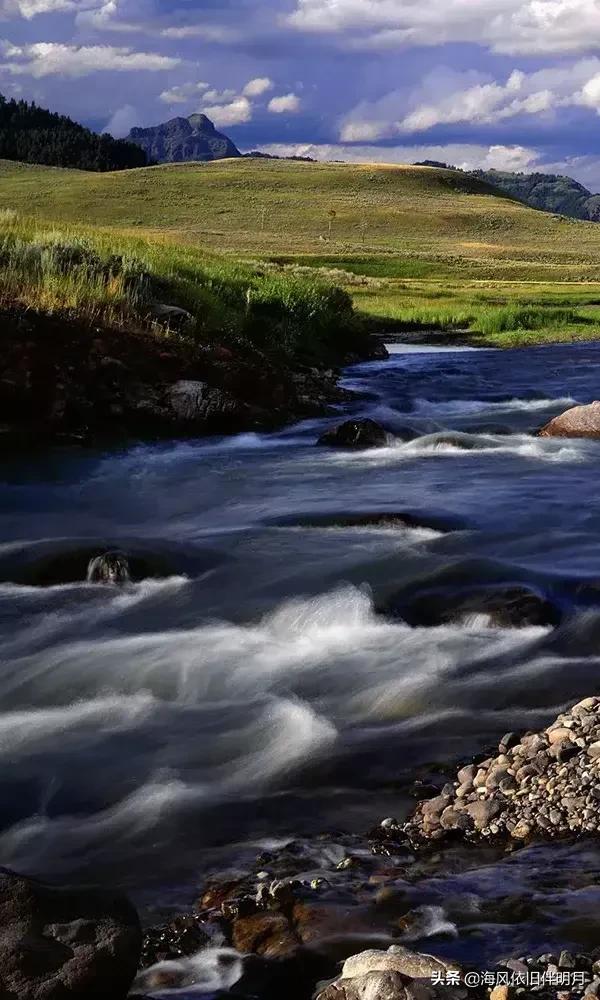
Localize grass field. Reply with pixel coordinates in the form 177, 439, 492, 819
3, 157, 600, 345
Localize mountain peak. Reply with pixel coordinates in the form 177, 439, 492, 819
187, 113, 216, 132
127, 113, 240, 164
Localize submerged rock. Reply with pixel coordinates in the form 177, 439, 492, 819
0, 538, 226, 587
318, 418, 393, 449
387, 583, 561, 629
0, 867, 141, 1000
538, 401, 600, 439
404, 696, 600, 846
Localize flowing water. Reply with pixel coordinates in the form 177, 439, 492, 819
3, 340, 600, 982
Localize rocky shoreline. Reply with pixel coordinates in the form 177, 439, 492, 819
6, 695, 600, 999
0, 305, 386, 451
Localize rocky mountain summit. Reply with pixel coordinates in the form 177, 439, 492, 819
127, 113, 240, 164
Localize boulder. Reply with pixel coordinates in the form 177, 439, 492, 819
343, 947, 457, 982
0, 867, 142, 1000
149, 303, 194, 333
317, 969, 408, 1000
538, 401, 600, 439
316, 947, 462, 1000
318, 419, 392, 449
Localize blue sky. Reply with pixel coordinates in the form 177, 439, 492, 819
3, 0, 600, 186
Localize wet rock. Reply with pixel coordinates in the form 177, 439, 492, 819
317, 418, 393, 449
387, 583, 560, 629
0, 867, 141, 1000
404, 696, 600, 846
538, 401, 600, 439
231, 912, 299, 959
87, 550, 131, 584
268, 509, 464, 533
292, 901, 375, 947
140, 913, 209, 968
0, 538, 225, 588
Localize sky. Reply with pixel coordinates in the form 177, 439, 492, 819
3, 0, 600, 187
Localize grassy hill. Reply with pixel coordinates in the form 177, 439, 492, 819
3, 157, 600, 344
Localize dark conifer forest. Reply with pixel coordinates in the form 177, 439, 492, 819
0, 94, 148, 171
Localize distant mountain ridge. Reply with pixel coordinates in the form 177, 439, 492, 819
127, 114, 241, 164
470, 169, 600, 222
414, 160, 600, 222
0, 93, 147, 171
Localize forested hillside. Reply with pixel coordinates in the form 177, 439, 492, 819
0, 95, 147, 171
472, 169, 600, 221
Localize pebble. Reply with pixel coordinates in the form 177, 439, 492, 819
403, 696, 600, 845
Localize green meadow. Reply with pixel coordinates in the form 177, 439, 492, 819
3, 156, 600, 345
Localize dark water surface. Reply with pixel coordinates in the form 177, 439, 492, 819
3, 341, 600, 980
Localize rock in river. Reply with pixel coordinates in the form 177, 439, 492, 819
0, 867, 142, 1000
87, 550, 131, 584
538, 401, 600, 439
318, 419, 393, 449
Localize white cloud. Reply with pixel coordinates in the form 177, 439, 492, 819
0, 0, 96, 18
254, 141, 541, 173
268, 93, 301, 113
159, 81, 209, 105
103, 103, 138, 137
160, 24, 240, 42
204, 96, 252, 127
287, 0, 600, 57
340, 59, 600, 139
243, 77, 273, 98
0, 40, 179, 76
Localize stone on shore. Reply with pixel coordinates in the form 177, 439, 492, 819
538, 401, 600, 439
318, 419, 393, 449
0, 867, 142, 1000
404, 696, 600, 845
316, 946, 463, 1000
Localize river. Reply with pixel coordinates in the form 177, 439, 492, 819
2, 340, 600, 980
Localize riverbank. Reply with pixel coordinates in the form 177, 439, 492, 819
0, 303, 384, 449
0, 218, 385, 448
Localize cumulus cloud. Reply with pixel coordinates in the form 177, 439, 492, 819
268, 93, 301, 113
255, 141, 541, 173
0, 40, 179, 76
103, 102, 138, 136
340, 59, 600, 139
243, 77, 273, 98
159, 81, 209, 105
158, 76, 292, 128
204, 96, 252, 127
287, 0, 600, 57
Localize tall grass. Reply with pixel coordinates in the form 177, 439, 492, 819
475, 305, 581, 336
0, 214, 360, 363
